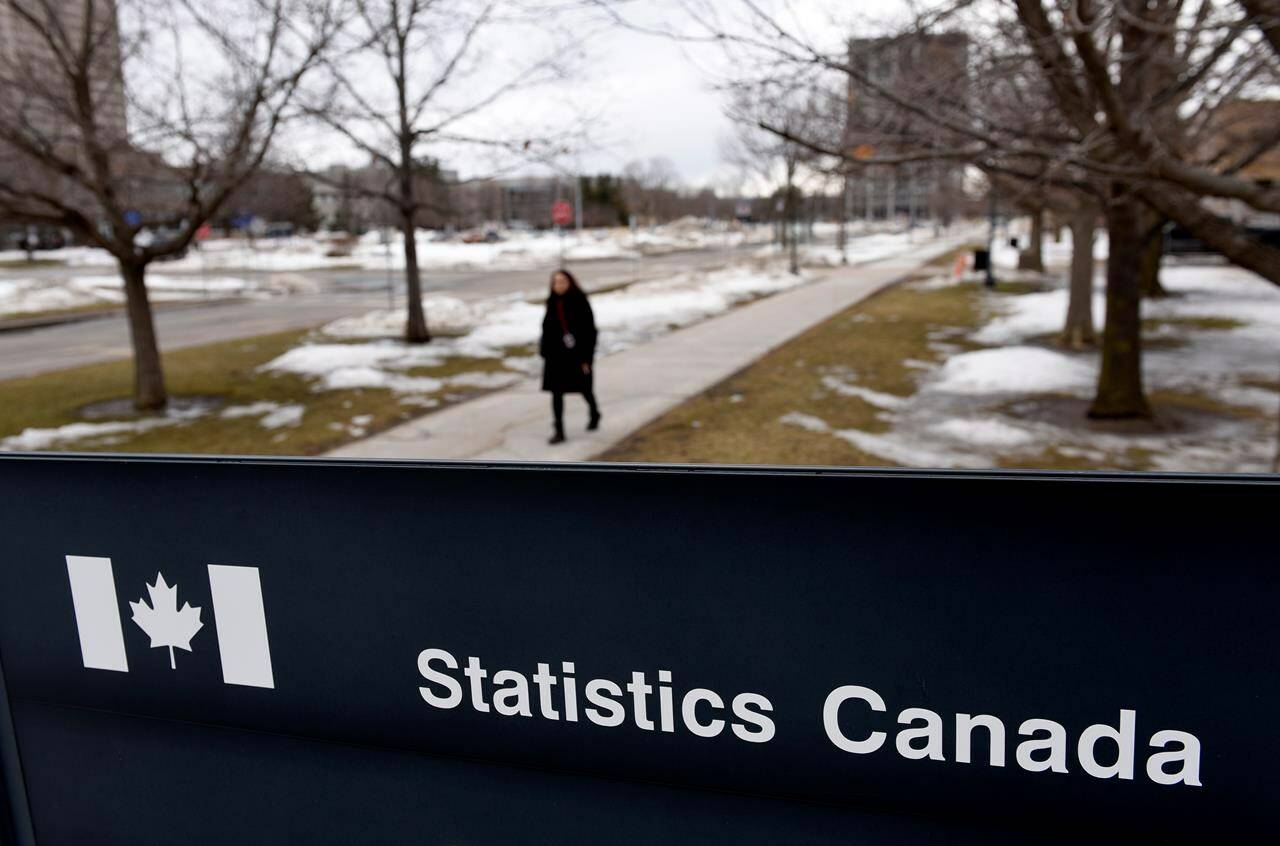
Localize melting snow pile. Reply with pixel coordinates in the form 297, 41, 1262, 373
4, 221, 774, 275
0, 274, 315, 317
780, 263, 1280, 473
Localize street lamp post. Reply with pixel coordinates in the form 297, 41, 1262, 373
574, 172, 583, 234
985, 182, 997, 289
839, 174, 849, 266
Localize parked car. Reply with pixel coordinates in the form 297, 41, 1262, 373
4, 225, 68, 252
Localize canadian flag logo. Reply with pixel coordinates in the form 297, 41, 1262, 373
129, 573, 204, 670
65, 555, 275, 689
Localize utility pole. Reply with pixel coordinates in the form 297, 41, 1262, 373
887, 169, 896, 224
574, 173, 583, 234
839, 174, 850, 265
908, 168, 918, 236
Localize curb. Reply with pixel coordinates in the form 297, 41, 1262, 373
0, 298, 249, 335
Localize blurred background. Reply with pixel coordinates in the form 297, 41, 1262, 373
0, 0, 1276, 473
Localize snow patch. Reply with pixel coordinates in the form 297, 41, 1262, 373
820, 376, 906, 409
928, 418, 1039, 447
260, 405, 305, 429
931, 347, 1095, 396
778, 412, 831, 433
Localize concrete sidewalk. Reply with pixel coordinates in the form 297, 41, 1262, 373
330, 235, 970, 462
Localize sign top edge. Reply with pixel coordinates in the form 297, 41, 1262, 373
0, 450, 1274, 486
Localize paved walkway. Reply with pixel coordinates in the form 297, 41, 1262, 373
330, 235, 971, 462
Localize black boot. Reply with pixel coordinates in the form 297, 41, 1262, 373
550, 393, 566, 443
585, 393, 602, 431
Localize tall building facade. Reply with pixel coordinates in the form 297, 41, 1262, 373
0, 0, 128, 146
845, 33, 971, 223
0, 0, 129, 235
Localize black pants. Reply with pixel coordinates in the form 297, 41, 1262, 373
552, 391, 599, 432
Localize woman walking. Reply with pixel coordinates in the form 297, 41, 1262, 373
540, 269, 601, 444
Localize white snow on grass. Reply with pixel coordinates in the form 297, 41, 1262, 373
262, 342, 450, 393
10, 221, 775, 275
218, 400, 304, 429
779, 411, 988, 468
927, 418, 1039, 447
0, 273, 314, 317
0, 401, 212, 450
0, 419, 178, 451
221, 401, 285, 419
778, 411, 830, 433
973, 289, 1104, 345
964, 263, 1280, 410
778, 259, 1279, 473
931, 347, 1096, 395
260, 404, 305, 429
820, 376, 906, 409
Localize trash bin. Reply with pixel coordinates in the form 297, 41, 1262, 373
973, 249, 991, 272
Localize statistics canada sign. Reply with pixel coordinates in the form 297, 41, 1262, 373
415, 649, 1202, 787
0, 456, 1275, 845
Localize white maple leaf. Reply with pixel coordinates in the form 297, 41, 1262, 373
130, 572, 203, 669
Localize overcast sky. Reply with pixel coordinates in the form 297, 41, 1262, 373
291, 0, 912, 192
535, 0, 911, 188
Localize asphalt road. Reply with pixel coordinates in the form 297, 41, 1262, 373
0, 244, 761, 381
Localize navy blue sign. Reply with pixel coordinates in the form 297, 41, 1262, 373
0, 455, 1275, 844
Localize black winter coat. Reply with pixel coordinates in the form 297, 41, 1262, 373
540, 290, 598, 394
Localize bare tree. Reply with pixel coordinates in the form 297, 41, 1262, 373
642, 0, 1280, 419
0, 0, 339, 409
622, 156, 682, 223
300, 0, 582, 343
723, 80, 832, 274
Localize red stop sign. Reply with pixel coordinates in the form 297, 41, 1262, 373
551, 201, 573, 226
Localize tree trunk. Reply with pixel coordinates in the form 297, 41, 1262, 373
1139, 216, 1169, 298
400, 209, 430, 343
1018, 207, 1045, 272
1089, 193, 1151, 419
120, 260, 167, 411
1061, 208, 1096, 349
1139, 183, 1280, 287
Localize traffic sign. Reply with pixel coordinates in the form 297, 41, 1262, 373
552, 200, 573, 227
